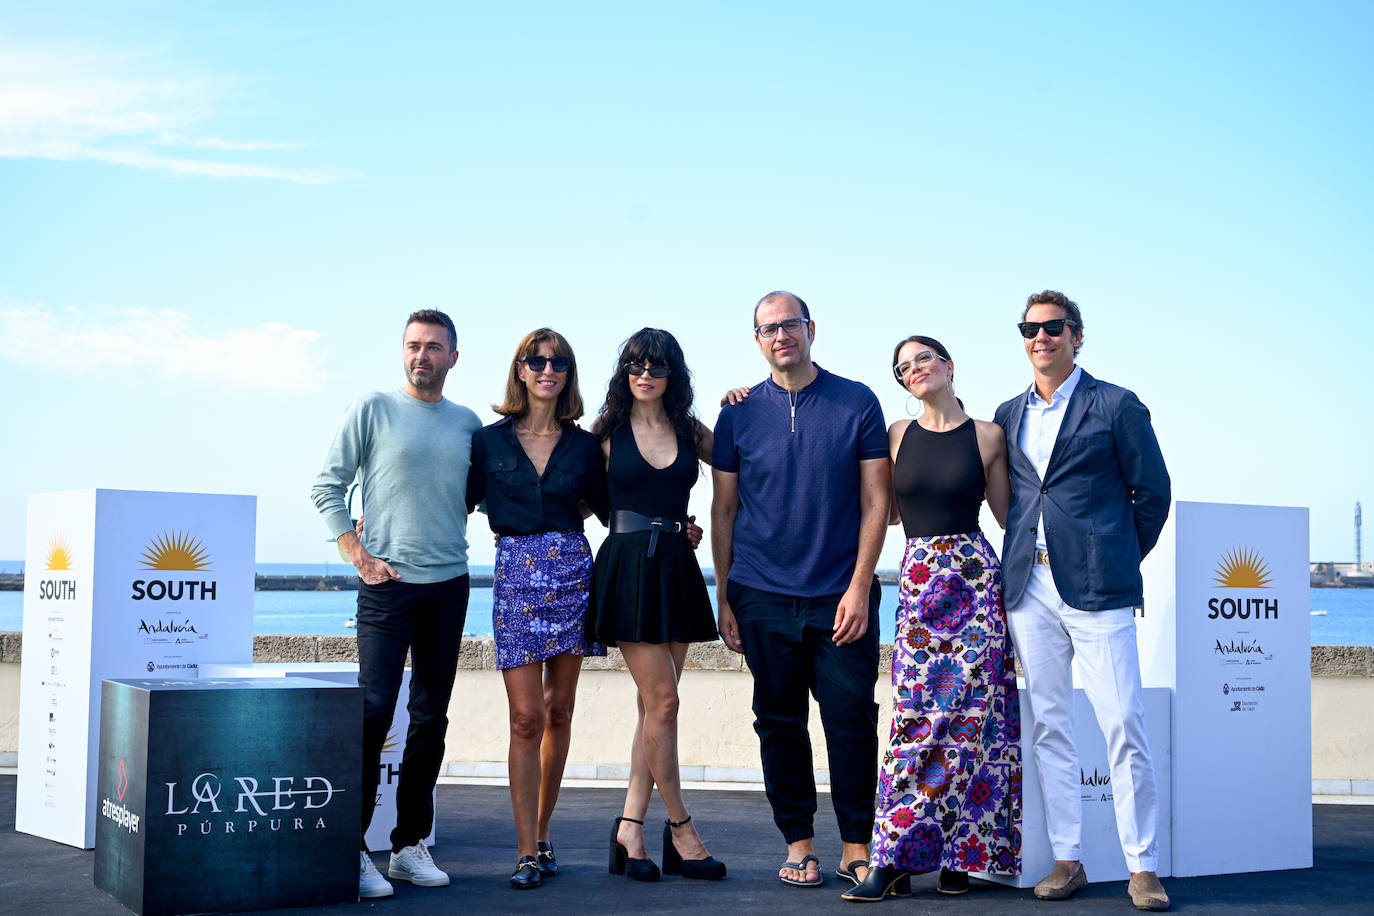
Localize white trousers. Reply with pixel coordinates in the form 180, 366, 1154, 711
1006, 563, 1159, 872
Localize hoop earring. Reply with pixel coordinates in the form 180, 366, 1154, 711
905, 394, 920, 417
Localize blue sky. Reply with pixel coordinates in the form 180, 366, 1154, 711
2, 1, 1371, 569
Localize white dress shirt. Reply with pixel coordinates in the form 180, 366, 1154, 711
1017, 364, 1083, 551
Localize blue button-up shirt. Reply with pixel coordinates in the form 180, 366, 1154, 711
1017, 365, 1083, 551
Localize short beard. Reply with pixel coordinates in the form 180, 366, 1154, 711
408, 366, 444, 391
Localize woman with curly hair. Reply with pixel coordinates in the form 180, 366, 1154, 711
587, 328, 726, 883
843, 335, 1022, 901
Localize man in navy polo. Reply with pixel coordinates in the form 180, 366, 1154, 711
711, 290, 890, 889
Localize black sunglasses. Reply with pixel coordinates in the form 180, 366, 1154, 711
625, 363, 671, 378
1017, 319, 1078, 339
520, 355, 572, 373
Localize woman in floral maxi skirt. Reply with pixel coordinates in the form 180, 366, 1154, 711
845, 335, 1022, 901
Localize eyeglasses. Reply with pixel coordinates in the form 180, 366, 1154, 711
519, 355, 572, 373
892, 350, 945, 382
625, 363, 671, 379
754, 317, 810, 338
1017, 319, 1078, 339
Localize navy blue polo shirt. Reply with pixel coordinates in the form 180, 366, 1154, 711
712, 366, 888, 597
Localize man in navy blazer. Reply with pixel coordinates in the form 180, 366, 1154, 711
995, 290, 1171, 911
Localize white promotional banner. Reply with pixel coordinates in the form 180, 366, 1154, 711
1144, 500, 1312, 877
198, 662, 437, 851
979, 685, 1172, 888
17, 489, 255, 848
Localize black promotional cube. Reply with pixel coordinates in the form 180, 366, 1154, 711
95, 677, 361, 916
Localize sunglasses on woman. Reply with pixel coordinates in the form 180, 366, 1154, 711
1017, 319, 1078, 339
624, 363, 671, 379
520, 355, 572, 373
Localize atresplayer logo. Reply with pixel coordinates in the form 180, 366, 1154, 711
101, 758, 140, 834
38, 536, 78, 601
1208, 547, 1278, 620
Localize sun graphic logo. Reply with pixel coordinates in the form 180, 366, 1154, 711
44, 537, 74, 571
140, 532, 212, 571
1213, 547, 1272, 589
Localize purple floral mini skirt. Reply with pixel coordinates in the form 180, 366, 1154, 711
493, 530, 605, 670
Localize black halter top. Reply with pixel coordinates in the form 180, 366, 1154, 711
893, 419, 986, 539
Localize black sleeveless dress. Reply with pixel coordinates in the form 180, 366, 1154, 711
587, 425, 718, 646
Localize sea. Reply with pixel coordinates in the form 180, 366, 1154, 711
1, 560, 1371, 646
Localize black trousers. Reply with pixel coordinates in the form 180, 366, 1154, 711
728, 578, 881, 845
355, 574, 469, 851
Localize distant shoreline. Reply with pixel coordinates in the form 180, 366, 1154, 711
0, 571, 908, 591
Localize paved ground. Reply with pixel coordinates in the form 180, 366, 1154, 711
3, 776, 1373, 914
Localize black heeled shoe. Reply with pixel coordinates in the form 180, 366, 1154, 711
937, 868, 969, 895
662, 815, 727, 880
841, 865, 913, 902
609, 816, 660, 882
536, 841, 558, 877
510, 855, 541, 889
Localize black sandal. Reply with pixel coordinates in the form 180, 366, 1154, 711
835, 859, 869, 886
610, 816, 660, 882
662, 815, 727, 880
779, 853, 823, 887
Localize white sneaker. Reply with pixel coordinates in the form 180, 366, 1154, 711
389, 842, 449, 887
360, 850, 394, 898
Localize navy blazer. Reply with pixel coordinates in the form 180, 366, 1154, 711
995, 369, 1170, 611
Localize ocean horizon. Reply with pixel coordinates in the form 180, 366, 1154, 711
1, 561, 1370, 646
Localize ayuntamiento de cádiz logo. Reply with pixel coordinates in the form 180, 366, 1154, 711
1209, 546, 1277, 619
38, 536, 77, 600
132, 531, 217, 601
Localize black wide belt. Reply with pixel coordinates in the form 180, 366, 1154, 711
610, 510, 688, 558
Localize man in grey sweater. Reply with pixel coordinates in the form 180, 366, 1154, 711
311, 309, 483, 899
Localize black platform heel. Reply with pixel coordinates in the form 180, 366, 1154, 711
841, 865, 913, 902
661, 815, 727, 880
610, 816, 661, 882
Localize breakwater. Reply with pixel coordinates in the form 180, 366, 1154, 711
0, 571, 906, 592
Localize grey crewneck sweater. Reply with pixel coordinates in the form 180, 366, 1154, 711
311, 388, 483, 583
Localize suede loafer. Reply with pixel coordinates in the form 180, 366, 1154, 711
1034, 861, 1087, 900
1128, 871, 1170, 911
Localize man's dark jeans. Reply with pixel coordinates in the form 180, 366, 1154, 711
728, 578, 881, 844
356, 574, 469, 851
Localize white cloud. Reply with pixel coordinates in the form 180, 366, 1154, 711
0, 40, 350, 183
0, 303, 324, 391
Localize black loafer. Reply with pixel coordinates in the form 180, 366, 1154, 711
510, 856, 541, 889
536, 841, 558, 877
937, 869, 970, 895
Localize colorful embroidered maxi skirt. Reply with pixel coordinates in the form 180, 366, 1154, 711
493, 530, 606, 670
869, 532, 1022, 875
